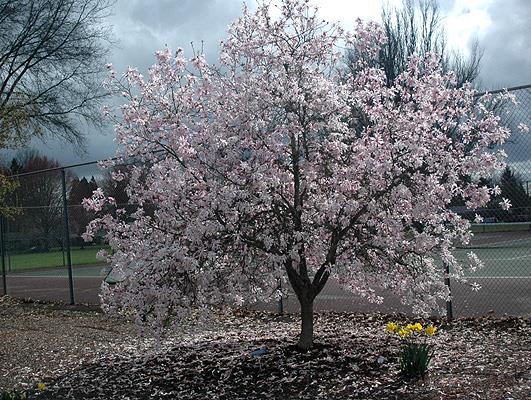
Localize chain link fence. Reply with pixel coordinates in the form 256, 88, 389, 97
1, 84, 530, 318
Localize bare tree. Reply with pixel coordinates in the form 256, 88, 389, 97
0, 0, 114, 149
348, 0, 482, 87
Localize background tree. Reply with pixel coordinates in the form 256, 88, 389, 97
347, 0, 482, 88
9, 150, 64, 251
84, 0, 511, 350
498, 166, 531, 221
0, 0, 114, 149
69, 176, 98, 247
101, 166, 129, 206
0, 172, 17, 218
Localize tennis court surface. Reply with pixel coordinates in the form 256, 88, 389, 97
1, 224, 530, 317
460, 224, 531, 278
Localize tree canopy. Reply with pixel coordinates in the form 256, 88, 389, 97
83, 0, 512, 350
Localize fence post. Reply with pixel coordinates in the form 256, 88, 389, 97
6, 218, 10, 272
0, 216, 6, 296
61, 169, 75, 305
445, 263, 453, 321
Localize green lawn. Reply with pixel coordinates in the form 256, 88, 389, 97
4, 245, 110, 271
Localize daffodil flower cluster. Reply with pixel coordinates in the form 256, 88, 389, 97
386, 321, 438, 378
386, 321, 437, 339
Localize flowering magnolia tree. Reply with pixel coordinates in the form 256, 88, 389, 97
85, 0, 512, 349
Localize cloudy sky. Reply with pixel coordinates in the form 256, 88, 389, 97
14, 0, 531, 177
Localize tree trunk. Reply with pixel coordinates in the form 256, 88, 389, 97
297, 300, 314, 350
286, 260, 330, 351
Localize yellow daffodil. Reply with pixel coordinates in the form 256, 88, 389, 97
37, 383, 46, 391
413, 322, 423, 332
386, 322, 398, 333
398, 328, 409, 338
425, 325, 437, 336
406, 324, 415, 332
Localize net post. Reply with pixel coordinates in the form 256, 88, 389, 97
61, 169, 75, 305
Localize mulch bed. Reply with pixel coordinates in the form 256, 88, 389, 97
1, 296, 529, 399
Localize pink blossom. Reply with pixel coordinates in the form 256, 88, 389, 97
518, 123, 529, 133
499, 198, 511, 210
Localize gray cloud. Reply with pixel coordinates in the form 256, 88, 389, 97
479, 0, 531, 89
474, 0, 531, 179
110, 0, 247, 71
3, 0, 529, 177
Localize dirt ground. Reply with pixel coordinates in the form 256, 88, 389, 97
1, 296, 529, 399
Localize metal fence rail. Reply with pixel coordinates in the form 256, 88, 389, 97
1, 84, 530, 318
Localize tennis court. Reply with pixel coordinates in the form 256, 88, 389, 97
7, 264, 109, 278
3, 264, 108, 304
1, 223, 530, 316
455, 223, 531, 278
